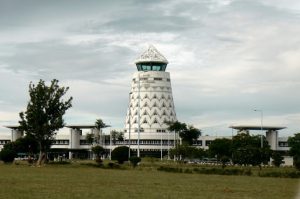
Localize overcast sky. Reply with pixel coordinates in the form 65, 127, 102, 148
0, 0, 300, 137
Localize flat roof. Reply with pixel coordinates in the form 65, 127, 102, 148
229, 125, 286, 131
4, 125, 19, 129
4, 125, 99, 129
65, 125, 96, 129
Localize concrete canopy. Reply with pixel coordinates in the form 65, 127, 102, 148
229, 125, 286, 131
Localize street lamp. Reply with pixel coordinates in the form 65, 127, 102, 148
161, 129, 163, 160
128, 92, 132, 159
137, 73, 141, 157
109, 126, 112, 160
254, 109, 263, 148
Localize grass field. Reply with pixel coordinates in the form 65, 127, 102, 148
0, 163, 299, 199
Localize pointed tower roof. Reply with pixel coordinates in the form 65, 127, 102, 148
134, 44, 168, 64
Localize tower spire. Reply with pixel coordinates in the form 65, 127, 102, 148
135, 44, 168, 64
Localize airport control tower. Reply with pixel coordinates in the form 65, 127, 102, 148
124, 45, 177, 157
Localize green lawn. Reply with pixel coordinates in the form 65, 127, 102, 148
0, 163, 298, 199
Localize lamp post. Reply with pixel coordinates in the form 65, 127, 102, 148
254, 109, 263, 148
161, 129, 163, 160
109, 126, 112, 160
137, 73, 141, 157
128, 92, 132, 159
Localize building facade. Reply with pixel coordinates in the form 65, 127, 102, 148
123, 45, 177, 156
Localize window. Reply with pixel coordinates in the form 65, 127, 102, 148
167, 78, 170, 82
0, 140, 10, 145
278, 142, 289, 147
205, 140, 212, 146
53, 140, 69, 145
153, 119, 158, 123
152, 65, 161, 71
136, 63, 167, 71
154, 78, 162, 81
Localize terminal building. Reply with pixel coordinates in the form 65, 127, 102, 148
0, 45, 293, 164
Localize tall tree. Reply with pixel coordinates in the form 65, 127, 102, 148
232, 133, 270, 166
288, 133, 300, 170
111, 130, 124, 145
209, 138, 232, 160
179, 126, 201, 145
19, 79, 72, 165
94, 119, 109, 145
166, 121, 187, 146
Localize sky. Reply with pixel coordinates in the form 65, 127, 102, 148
0, 0, 300, 137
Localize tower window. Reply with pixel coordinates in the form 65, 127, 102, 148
136, 63, 167, 71
154, 78, 162, 81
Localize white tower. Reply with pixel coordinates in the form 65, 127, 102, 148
125, 45, 177, 157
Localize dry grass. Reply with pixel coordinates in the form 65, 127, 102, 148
0, 163, 298, 199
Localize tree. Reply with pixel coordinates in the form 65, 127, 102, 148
85, 133, 94, 145
179, 126, 201, 145
94, 119, 109, 145
111, 146, 130, 164
19, 79, 72, 166
111, 130, 124, 145
209, 138, 232, 161
272, 151, 284, 167
92, 145, 105, 165
14, 135, 39, 155
170, 144, 205, 160
288, 133, 300, 170
232, 133, 271, 166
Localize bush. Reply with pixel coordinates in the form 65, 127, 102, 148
0, 149, 17, 163
258, 171, 300, 178
106, 162, 120, 169
129, 157, 141, 168
157, 166, 252, 176
294, 156, 300, 171
48, 161, 71, 165
111, 146, 130, 164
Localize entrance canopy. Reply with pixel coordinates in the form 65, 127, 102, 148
65, 125, 96, 129
229, 125, 286, 131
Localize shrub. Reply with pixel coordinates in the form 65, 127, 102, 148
258, 171, 300, 178
294, 156, 300, 171
129, 157, 141, 168
272, 151, 284, 167
158, 166, 252, 176
0, 149, 17, 163
111, 146, 130, 164
48, 161, 71, 165
107, 162, 120, 169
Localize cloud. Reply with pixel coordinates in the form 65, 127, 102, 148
0, 0, 300, 136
